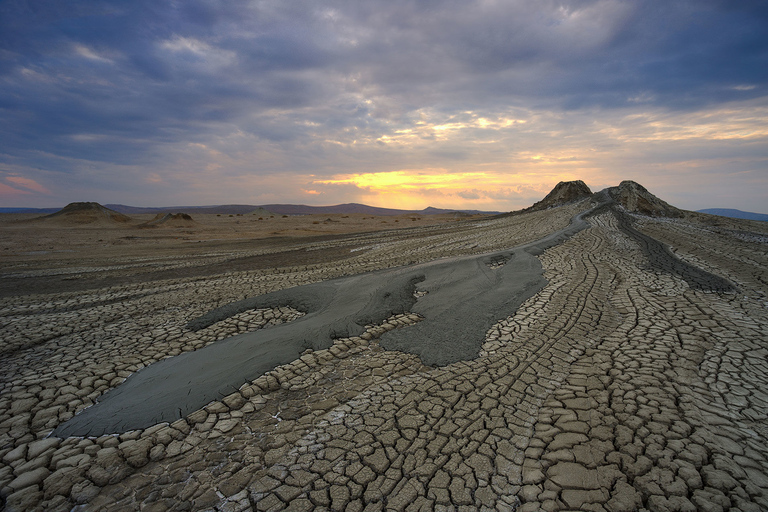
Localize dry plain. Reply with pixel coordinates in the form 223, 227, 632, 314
1, 191, 768, 512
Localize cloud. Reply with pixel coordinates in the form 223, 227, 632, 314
0, 182, 30, 198
6, 176, 51, 194
73, 44, 115, 64
0, 0, 766, 211
458, 190, 481, 200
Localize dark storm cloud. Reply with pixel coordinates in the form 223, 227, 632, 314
380, 0, 768, 109
0, 0, 766, 206
0, 0, 341, 164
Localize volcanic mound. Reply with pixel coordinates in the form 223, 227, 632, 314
35, 202, 132, 225
140, 212, 196, 228
520, 180, 593, 214
609, 180, 683, 218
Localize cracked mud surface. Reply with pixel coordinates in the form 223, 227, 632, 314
1, 202, 767, 512
53, 200, 599, 438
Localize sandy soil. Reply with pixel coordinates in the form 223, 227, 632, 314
0, 212, 481, 297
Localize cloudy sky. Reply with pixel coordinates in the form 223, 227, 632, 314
1, 0, 767, 212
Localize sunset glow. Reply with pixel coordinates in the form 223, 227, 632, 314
313, 169, 583, 210
319, 170, 505, 192
0, 1, 765, 212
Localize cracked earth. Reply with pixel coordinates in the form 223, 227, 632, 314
1, 201, 767, 512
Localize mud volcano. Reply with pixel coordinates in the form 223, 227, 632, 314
609, 180, 683, 218
518, 180, 593, 214
53, 201, 601, 436
139, 212, 196, 228
52, 181, 736, 437
34, 202, 132, 225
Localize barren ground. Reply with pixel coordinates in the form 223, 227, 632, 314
1, 204, 767, 512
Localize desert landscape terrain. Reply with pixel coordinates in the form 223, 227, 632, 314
1, 181, 768, 512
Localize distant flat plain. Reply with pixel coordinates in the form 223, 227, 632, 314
0, 211, 481, 297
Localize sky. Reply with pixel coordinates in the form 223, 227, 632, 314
1, 0, 767, 212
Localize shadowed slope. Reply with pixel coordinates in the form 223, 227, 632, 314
589, 188, 736, 293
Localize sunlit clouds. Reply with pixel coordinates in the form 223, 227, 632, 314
0, 1, 766, 212
314, 168, 578, 210
0, 174, 52, 200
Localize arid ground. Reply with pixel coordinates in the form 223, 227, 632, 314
1, 190, 768, 512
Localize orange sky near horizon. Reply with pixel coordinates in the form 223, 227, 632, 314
311, 169, 586, 210
1, 102, 766, 212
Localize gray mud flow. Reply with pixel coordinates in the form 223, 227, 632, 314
54, 205, 594, 437
588, 191, 736, 293
53, 195, 731, 437
611, 209, 735, 292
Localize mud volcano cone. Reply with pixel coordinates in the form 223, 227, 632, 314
519, 180, 594, 214
609, 180, 683, 218
36, 202, 132, 225
140, 212, 196, 228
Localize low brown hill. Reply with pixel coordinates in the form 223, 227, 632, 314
609, 180, 683, 218
520, 180, 593, 213
139, 212, 196, 228
35, 202, 132, 226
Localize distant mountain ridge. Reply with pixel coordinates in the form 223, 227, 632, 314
697, 209, 768, 222
102, 203, 499, 216
4, 196, 765, 220
0, 204, 499, 215
0, 207, 59, 214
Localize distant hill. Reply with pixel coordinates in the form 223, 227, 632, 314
0, 207, 59, 214
257, 203, 497, 216
507, 180, 696, 220
32, 202, 132, 226
105, 204, 257, 215
139, 212, 196, 228
697, 209, 768, 222
2, 203, 500, 216
99, 203, 498, 216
